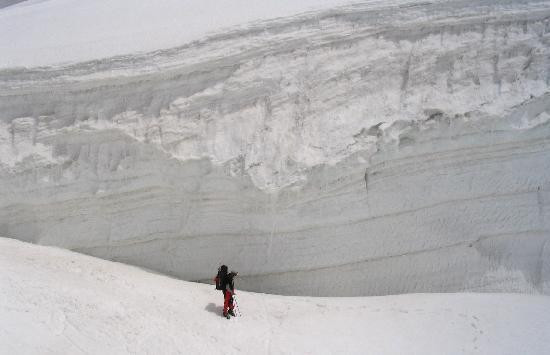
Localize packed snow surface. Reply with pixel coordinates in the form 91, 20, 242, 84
1, 0, 550, 296
0, 0, 364, 68
1, 237, 549, 355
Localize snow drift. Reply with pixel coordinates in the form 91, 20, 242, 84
1, 0, 550, 296
1, 237, 549, 354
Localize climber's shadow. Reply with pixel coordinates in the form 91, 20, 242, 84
205, 303, 224, 316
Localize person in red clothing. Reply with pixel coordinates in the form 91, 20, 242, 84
223, 271, 238, 318
214, 265, 238, 318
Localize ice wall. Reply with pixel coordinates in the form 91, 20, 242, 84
1, 0, 550, 295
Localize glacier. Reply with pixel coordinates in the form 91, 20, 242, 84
1, 0, 550, 296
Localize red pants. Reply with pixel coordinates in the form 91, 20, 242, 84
223, 290, 234, 314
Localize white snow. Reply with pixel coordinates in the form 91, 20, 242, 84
1, 237, 549, 355
0, 0, 368, 68
1, 0, 550, 296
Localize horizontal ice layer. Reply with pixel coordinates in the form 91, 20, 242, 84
1, 0, 550, 296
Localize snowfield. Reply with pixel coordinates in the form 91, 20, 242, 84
0, 0, 364, 68
2, 1, 549, 353
1, 0, 550, 296
1, 237, 549, 355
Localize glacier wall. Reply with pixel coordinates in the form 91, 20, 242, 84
1, 0, 550, 296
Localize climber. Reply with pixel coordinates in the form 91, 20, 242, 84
214, 265, 238, 318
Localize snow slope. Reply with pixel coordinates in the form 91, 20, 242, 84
1, 237, 549, 355
0, 0, 365, 68
1, 0, 550, 296
0, 0, 27, 10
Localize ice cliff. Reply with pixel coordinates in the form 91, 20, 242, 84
1, 0, 549, 296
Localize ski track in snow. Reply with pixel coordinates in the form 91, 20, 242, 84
1, 237, 550, 355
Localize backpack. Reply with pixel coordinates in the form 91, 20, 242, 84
215, 265, 228, 290
226, 272, 237, 291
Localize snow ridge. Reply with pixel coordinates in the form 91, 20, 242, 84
2, 237, 550, 354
